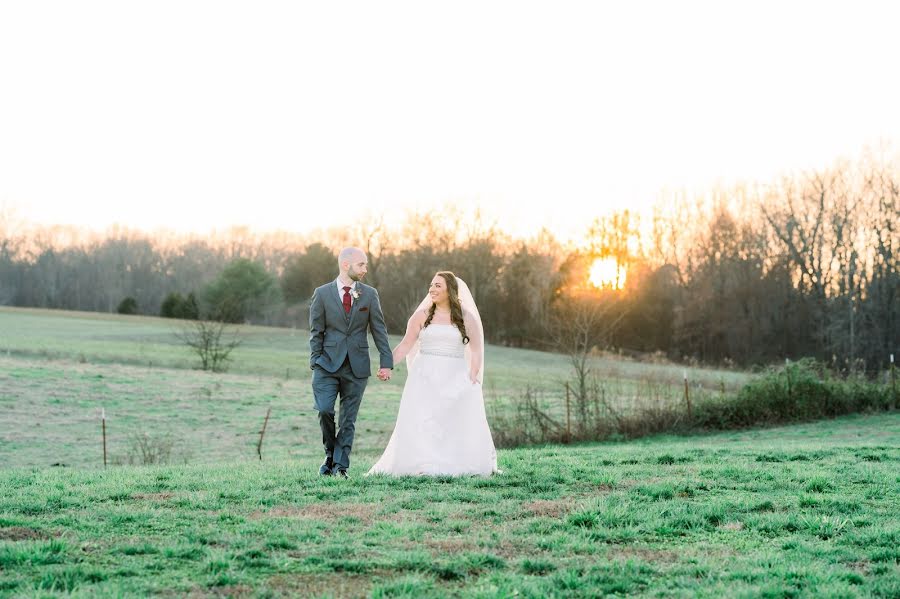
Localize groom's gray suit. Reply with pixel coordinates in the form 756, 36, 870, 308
309, 280, 392, 473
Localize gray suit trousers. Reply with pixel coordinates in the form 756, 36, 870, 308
312, 356, 368, 471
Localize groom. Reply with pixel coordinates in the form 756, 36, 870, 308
308, 247, 393, 478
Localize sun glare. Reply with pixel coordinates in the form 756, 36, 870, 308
589, 257, 626, 290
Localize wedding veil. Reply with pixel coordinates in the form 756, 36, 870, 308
406, 277, 485, 383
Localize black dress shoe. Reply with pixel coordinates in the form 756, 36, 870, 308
319, 457, 334, 476
337, 469, 349, 479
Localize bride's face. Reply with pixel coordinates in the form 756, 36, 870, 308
429, 276, 449, 306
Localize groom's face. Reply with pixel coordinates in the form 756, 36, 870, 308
347, 254, 368, 281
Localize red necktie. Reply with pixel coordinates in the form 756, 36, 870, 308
342, 286, 351, 314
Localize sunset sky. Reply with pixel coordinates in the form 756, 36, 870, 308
1, 1, 898, 242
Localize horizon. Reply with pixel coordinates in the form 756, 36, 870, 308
2, 138, 895, 248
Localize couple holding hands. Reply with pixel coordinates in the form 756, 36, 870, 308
308, 247, 498, 478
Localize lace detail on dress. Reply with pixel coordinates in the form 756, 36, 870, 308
419, 347, 465, 358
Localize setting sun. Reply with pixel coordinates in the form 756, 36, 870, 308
589, 257, 626, 290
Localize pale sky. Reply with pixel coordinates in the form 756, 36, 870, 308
1, 0, 898, 242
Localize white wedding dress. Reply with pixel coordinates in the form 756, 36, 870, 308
367, 323, 498, 476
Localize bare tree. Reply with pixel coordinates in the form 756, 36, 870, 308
0, 209, 21, 305
759, 170, 851, 353
858, 149, 900, 368
356, 216, 390, 287
176, 319, 242, 372
587, 209, 640, 289
546, 288, 627, 434
497, 243, 559, 346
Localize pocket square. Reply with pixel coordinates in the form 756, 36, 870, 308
359, 307, 369, 312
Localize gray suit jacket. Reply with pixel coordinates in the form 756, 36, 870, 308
308, 281, 393, 378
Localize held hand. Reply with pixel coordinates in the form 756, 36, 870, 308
377, 367, 392, 381
469, 370, 481, 385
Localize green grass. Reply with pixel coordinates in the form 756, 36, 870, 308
1, 307, 898, 596
0, 414, 897, 597
0, 306, 749, 389
0, 306, 748, 469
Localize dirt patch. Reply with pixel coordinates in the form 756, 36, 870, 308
266, 573, 373, 598
719, 521, 744, 531
607, 546, 681, 563
198, 585, 254, 598
619, 477, 664, 488
131, 492, 174, 501
253, 503, 377, 525
0, 526, 49, 541
522, 499, 574, 518
423, 536, 481, 554
485, 538, 524, 559
209, 585, 254, 597
422, 535, 522, 559
181, 584, 255, 598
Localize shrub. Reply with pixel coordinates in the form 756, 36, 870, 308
490, 358, 893, 448
692, 359, 892, 430
116, 297, 138, 315
161, 292, 199, 319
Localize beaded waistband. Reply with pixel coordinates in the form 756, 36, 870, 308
419, 348, 465, 359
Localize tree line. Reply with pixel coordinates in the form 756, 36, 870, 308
0, 150, 896, 373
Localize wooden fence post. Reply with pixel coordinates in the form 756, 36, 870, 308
891, 354, 896, 408
257, 408, 271, 460
101, 408, 107, 469
785, 358, 792, 401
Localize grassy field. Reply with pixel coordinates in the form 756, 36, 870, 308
0, 307, 749, 470
1, 413, 898, 597
1, 307, 897, 597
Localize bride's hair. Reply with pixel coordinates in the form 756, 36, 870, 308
423, 271, 470, 344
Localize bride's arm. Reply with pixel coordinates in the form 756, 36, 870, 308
464, 309, 483, 383
392, 310, 426, 364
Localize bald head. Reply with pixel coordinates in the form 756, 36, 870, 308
338, 247, 364, 265
338, 247, 368, 282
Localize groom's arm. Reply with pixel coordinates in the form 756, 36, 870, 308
367, 289, 393, 370
308, 287, 325, 370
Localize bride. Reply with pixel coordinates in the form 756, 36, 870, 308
367, 271, 498, 476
